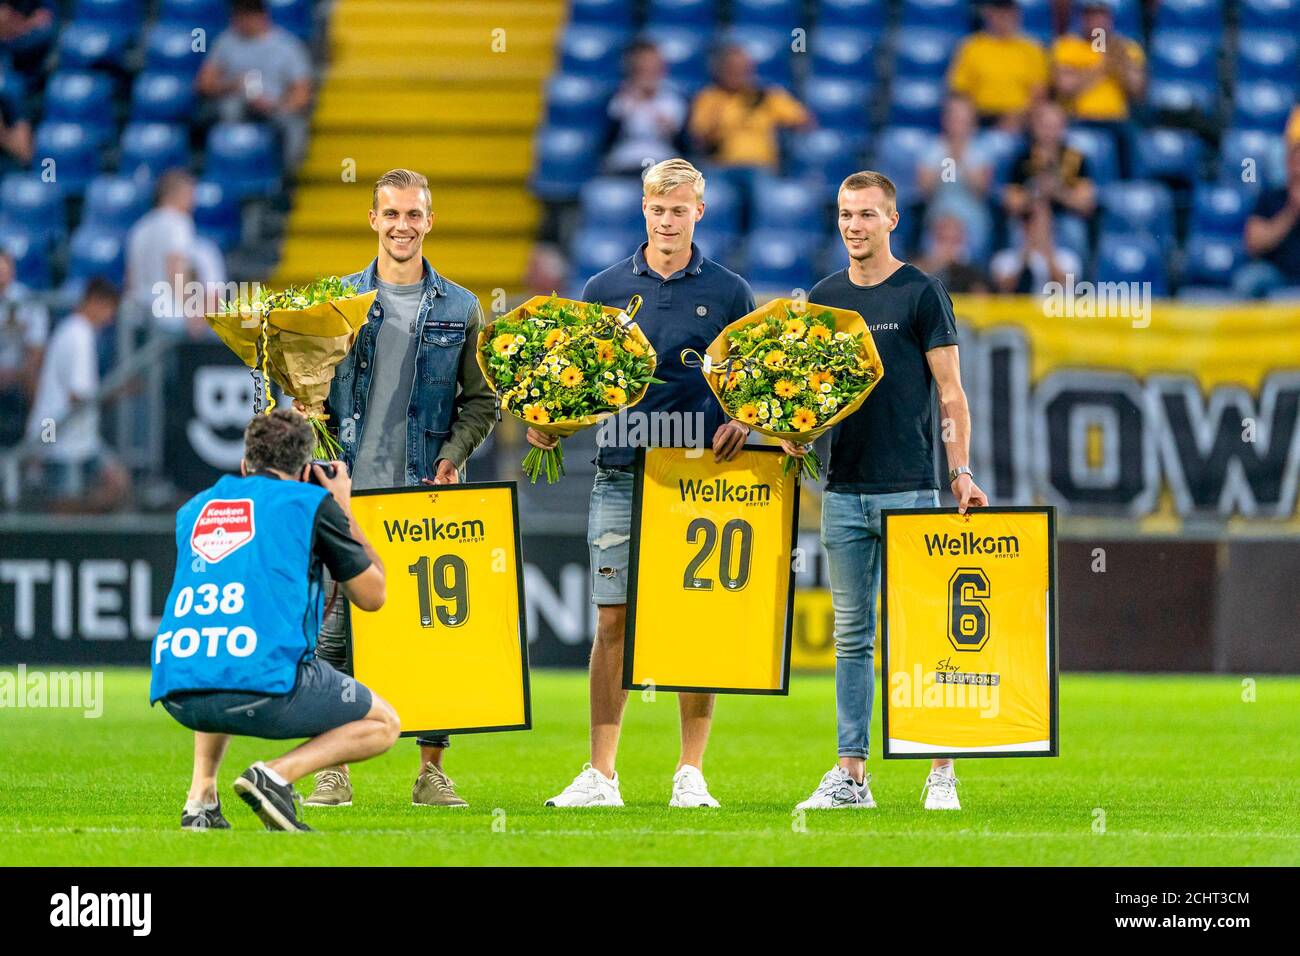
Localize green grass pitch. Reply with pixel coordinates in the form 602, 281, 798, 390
1, 669, 1297, 866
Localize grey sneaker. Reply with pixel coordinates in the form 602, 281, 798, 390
794, 766, 876, 810
413, 762, 468, 807
181, 799, 231, 831
304, 767, 352, 807
233, 762, 312, 832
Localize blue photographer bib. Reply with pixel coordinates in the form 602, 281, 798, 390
150, 474, 329, 701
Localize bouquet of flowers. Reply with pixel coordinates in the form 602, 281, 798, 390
477, 294, 659, 483
685, 298, 884, 479
206, 276, 375, 458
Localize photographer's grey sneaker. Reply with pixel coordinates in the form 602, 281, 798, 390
181, 799, 231, 831
413, 762, 467, 807
233, 762, 312, 832
304, 767, 352, 807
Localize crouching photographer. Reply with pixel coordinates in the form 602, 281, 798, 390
150, 408, 398, 832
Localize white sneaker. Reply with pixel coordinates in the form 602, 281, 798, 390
668, 765, 720, 807
544, 762, 624, 807
922, 770, 961, 810
795, 766, 876, 809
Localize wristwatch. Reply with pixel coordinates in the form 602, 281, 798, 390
948, 466, 973, 484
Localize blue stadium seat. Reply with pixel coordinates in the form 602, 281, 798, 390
1190, 183, 1251, 237
204, 122, 279, 198
579, 177, 644, 231
1154, 0, 1223, 31
1219, 128, 1286, 189
887, 77, 944, 128
66, 224, 126, 285
158, 0, 230, 36
640, 26, 710, 93
733, 0, 801, 31
33, 123, 101, 195
1232, 81, 1296, 132
570, 0, 635, 28
787, 129, 870, 198
560, 26, 632, 79
645, 0, 717, 27
725, 26, 792, 87
532, 126, 602, 201
1066, 126, 1119, 184
194, 179, 241, 251
1096, 234, 1168, 296
75, 0, 145, 26
1182, 235, 1243, 287
1018, 0, 1054, 43
976, 128, 1026, 185
82, 175, 150, 233
572, 228, 641, 280
131, 71, 196, 123
744, 229, 816, 292
804, 77, 871, 134
119, 123, 190, 182
0, 228, 52, 290
1240, 0, 1300, 30
900, 0, 971, 29
1235, 32, 1298, 82
892, 28, 961, 79
144, 23, 207, 75
1099, 180, 1176, 249
1150, 30, 1217, 80
699, 176, 741, 235
1134, 128, 1204, 184
872, 126, 938, 206
690, 223, 739, 266
267, 0, 314, 40
752, 178, 825, 237
1146, 79, 1218, 116
810, 30, 876, 81
56, 22, 132, 71
817, 0, 886, 31
0, 174, 68, 245
546, 74, 614, 127
43, 72, 115, 140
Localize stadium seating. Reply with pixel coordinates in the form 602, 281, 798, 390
1220, 128, 1287, 188
817, 0, 886, 31
645, 0, 718, 27
65, 224, 126, 285
751, 177, 826, 240
82, 175, 151, 233
1134, 128, 1204, 185
43, 72, 115, 141
892, 29, 961, 80
130, 71, 197, 123
804, 77, 872, 134
158, 0, 230, 36
1154, 0, 1224, 32
34, 122, 102, 195
119, 122, 191, 182
640, 26, 711, 93
1232, 81, 1296, 132
546, 74, 615, 127
267, 0, 315, 40
204, 122, 280, 198
193, 180, 242, 251
1099, 181, 1176, 251
732, 0, 802, 31
560, 25, 630, 79
1235, 31, 1298, 82
1182, 234, 1244, 287
1239, 0, 1300, 30
1, 174, 69, 245
56, 21, 132, 71
144, 23, 208, 75
532, 126, 604, 201
787, 129, 871, 198
725, 26, 792, 86
887, 77, 945, 128
1097, 234, 1169, 296
579, 177, 644, 230
1, 228, 52, 290
743, 229, 816, 291
810, 30, 877, 81
900, 0, 971, 29
1191, 183, 1252, 238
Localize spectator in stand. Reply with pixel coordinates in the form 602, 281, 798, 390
688, 43, 811, 226
190, 234, 228, 333
24, 278, 130, 513
125, 169, 207, 341
0, 60, 31, 174
0, 1, 53, 87
604, 40, 688, 176
196, 0, 314, 173
1003, 101, 1095, 257
1238, 142, 1300, 299
0, 248, 48, 446
948, 0, 1049, 130
990, 199, 1082, 293
1051, 0, 1145, 178
1287, 106, 1299, 148
917, 96, 995, 260
913, 215, 991, 294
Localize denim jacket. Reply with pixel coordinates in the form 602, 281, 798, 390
328, 257, 479, 484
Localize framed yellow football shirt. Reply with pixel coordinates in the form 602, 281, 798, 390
624, 446, 800, 694
881, 506, 1058, 758
346, 482, 531, 736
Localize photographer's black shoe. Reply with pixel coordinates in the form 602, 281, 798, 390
181, 800, 231, 831
233, 762, 312, 832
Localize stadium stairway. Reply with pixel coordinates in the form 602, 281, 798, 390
271, 0, 565, 298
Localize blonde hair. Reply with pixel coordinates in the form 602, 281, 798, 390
642, 158, 705, 201
839, 170, 897, 213
372, 168, 431, 212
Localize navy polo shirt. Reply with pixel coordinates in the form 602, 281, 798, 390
583, 242, 756, 468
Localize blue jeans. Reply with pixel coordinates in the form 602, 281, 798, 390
820, 488, 940, 759
587, 467, 635, 605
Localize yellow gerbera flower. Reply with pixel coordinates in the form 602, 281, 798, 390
595, 339, 616, 363
775, 378, 799, 398
492, 332, 516, 355
791, 407, 818, 432
543, 328, 568, 349
623, 336, 645, 356
810, 370, 835, 390
807, 324, 832, 343
560, 366, 584, 387
736, 403, 760, 424
523, 404, 550, 424
725, 371, 743, 390
783, 319, 806, 339
763, 349, 786, 370
603, 385, 628, 405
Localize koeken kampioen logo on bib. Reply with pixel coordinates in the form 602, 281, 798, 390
190, 499, 255, 564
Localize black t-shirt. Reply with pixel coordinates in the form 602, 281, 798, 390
809, 264, 959, 493
311, 495, 372, 584
1252, 188, 1300, 276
